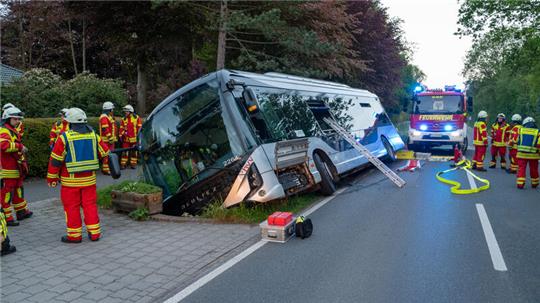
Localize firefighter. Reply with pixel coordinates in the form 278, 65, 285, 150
506, 114, 523, 174
47, 108, 110, 243
99, 102, 117, 174
119, 105, 142, 169
0, 107, 32, 225
515, 117, 540, 189
1, 210, 16, 256
489, 113, 510, 169
472, 110, 489, 171
2, 103, 24, 137
49, 108, 69, 149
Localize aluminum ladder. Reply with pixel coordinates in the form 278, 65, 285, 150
323, 117, 406, 188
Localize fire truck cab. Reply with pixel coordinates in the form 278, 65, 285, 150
408, 85, 472, 151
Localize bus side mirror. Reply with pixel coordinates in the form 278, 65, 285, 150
467, 96, 473, 111
242, 88, 259, 113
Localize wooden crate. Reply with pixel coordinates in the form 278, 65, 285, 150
111, 190, 163, 215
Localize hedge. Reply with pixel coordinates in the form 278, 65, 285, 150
21, 117, 109, 178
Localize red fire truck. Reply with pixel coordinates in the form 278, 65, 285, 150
408, 85, 472, 151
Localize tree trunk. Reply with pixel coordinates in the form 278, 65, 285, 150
82, 17, 86, 72
18, 10, 26, 68
216, 0, 228, 70
68, 19, 78, 75
137, 59, 147, 115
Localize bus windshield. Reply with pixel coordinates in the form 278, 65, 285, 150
414, 95, 463, 114
140, 80, 246, 195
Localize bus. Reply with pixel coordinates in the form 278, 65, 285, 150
139, 70, 405, 215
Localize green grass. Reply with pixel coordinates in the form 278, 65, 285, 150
200, 193, 319, 224
96, 181, 161, 208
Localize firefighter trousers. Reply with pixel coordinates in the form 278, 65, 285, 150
121, 141, 138, 168
516, 158, 539, 189
60, 185, 101, 241
473, 145, 487, 168
490, 145, 507, 168
509, 149, 518, 172
101, 142, 114, 174
1, 178, 28, 222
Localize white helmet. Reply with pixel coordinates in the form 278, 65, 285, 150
65, 107, 87, 124
2, 103, 15, 111
2, 107, 24, 120
497, 113, 506, 119
60, 108, 69, 116
477, 110, 488, 118
511, 114, 522, 122
103, 102, 115, 110
523, 117, 536, 125
122, 104, 134, 112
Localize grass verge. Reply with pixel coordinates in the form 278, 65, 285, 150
97, 180, 161, 209
200, 193, 319, 224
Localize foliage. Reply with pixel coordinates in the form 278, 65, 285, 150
96, 180, 160, 209
201, 193, 317, 224
1, 69, 127, 118
128, 207, 150, 221
21, 117, 100, 178
458, 0, 540, 122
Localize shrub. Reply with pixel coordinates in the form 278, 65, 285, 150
128, 207, 150, 221
97, 180, 160, 209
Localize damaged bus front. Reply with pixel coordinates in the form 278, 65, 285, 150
140, 70, 404, 215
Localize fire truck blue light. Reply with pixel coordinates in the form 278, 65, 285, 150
444, 124, 453, 131
419, 124, 428, 131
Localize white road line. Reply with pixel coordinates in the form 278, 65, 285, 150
163, 188, 346, 303
466, 170, 478, 190
475, 204, 508, 272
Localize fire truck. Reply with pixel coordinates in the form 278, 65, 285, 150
408, 85, 472, 151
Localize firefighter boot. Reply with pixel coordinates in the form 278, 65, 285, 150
6, 220, 19, 227
476, 167, 487, 172
16, 210, 33, 221
88, 232, 100, 242
1, 236, 17, 256
61, 236, 82, 244
489, 158, 496, 168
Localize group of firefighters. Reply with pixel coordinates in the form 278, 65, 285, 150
472, 111, 540, 189
0, 101, 142, 255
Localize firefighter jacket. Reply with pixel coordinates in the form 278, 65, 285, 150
507, 124, 522, 150
516, 127, 540, 160
0, 212, 7, 240
47, 126, 110, 187
473, 120, 488, 146
16, 122, 24, 137
99, 113, 117, 144
49, 119, 70, 147
119, 114, 142, 144
491, 122, 509, 147
0, 123, 24, 179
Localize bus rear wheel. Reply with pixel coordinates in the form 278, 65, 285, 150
313, 153, 336, 196
382, 137, 396, 162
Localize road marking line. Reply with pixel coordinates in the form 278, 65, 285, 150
466, 170, 478, 190
475, 204, 507, 271
163, 188, 346, 302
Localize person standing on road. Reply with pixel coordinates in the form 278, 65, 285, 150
515, 117, 540, 189
506, 114, 523, 174
1, 210, 16, 256
472, 110, 489, 171
49, 108, 70, 149
0, 107, 33, 226
119, 105, 142, 169
489, 113, 509, 169
99, 102, 116, 175
47, 108, 110, 243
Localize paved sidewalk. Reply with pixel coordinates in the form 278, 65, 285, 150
1, 199, 259, 303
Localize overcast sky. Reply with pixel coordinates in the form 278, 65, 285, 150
380, 0, 472, 89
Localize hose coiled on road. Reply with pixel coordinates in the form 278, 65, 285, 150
436, 159, 490, 194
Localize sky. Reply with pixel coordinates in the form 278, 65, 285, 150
380, 0, 472, 89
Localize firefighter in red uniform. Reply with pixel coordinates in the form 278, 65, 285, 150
49, 108, 70, 149
119, 105, 142, 169
489, 113, 509, 169
515, 117, 540, 189
472, 110, 488, 171
0, 107, 32, 226
2, 103, 24, 137
99, 102, 116, 175
506, 114, 523, 174
47, 108, 110, 243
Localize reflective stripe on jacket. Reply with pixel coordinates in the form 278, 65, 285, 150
517, 127, 540, 159
473, 121, 488, 146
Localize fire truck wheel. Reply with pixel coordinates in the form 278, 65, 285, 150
314, 153, 336, 196
382, 137, 396, 162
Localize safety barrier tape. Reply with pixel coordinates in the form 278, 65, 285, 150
435, 159, 490, 194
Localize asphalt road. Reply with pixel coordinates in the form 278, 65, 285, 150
178, 147, 540, 303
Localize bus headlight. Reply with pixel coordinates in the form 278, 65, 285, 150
247, 163, 262, 189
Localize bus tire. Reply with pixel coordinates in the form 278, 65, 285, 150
382, 137, 396, 162
314, 153, 336, 196
461, 137, 468, 152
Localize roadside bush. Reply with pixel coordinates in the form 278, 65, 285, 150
97, 181, 160, 209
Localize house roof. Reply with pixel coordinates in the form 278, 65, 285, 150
1, 64, 24, 84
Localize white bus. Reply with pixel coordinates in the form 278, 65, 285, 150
139, 70, 405, 215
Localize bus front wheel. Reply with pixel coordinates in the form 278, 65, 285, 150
313, 153, 336, 196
